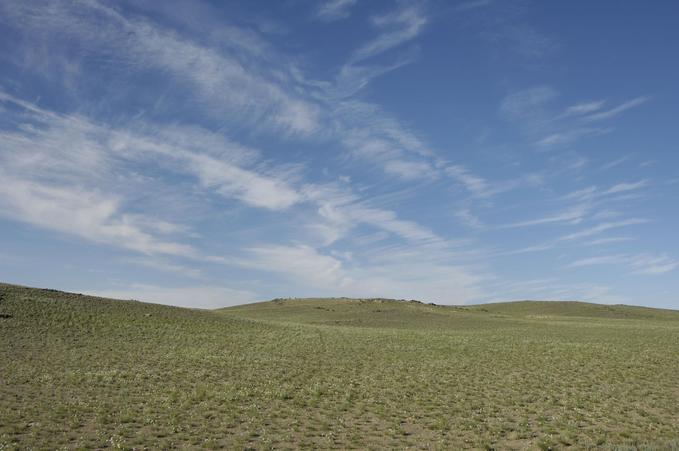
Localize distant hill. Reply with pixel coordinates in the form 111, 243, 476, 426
465, 299, 679, 320
221, 296, 679, 327
221, 297, 475, 329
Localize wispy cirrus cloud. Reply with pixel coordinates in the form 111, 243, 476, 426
476, 4, 556, 60
0, 91, 306, 261
558, 218, 650, 241
454, 0, 493, 13
0, 1, 321, 135
499, 203, 590, 229
500, 85, 557, 131
110, 132, 302, 210
536, 127, 610, 147
350, 3, 427, 63
604, 180, 648, 195
445, 165, 493, 198
601, 155, 632, 171
333, 100, 510, 198
334, 52, 417, 97
243, 244, 349, 288
314, 0, 358, 22
0, 175, 197, 258
583, 96, 650, 122
238, 241, 485, 303
302, 182, 443, 245
324, 3, 432, 174
0, 92, 301, 212
500, 86, 651, 149
561, 179, 648, 203
569, 253, 677, 275
583, 236, 633, 246
495, 176, 653, 258
455, 208, 484, 229
1, 89, 473, 297
559, 100, 606, 118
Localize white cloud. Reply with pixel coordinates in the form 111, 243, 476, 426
536, 127, 609, 147
492, 242, 556, 257
183, 153, 301, 210
500, 86, 558, 123
242, 244, 349, 288
328, 2, 426, 97
568, 254, 628, 267
347, 206, 441, 243
332, 102, 434, 182
1, 92, 302, 212
0, 175, 196, 257
558, 218, 650, 241
568, 253, 677, 275
628, 254, 678, 275
455, 209, 484, 229
334, 53, 416, 97
237, 242, 485, 304
445, 165, 492, 198
604, 180, 648, 195
561, 180, 648, 203
601, 155, 632, 171
337, 101, 432, 157
455, 0, 493, 12
1, 1, 320, 135
315, 0, 358, 22
584, 96, 650, 122
559, 100, 606, 118
501, 88, 648, 149
500, 204, 590, 228
303, 183, 442, 245
0, 90, 316, 274
346, 261, 484, 303
350, 4, 427, 63
561, 186, 597, 202
584, 236, 633, 246
384, 159, 435, 180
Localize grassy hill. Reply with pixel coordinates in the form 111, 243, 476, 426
466, 300, 679, 321
2, 283, 679, 449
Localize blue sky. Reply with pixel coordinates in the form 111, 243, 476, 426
1, 0, 677, 308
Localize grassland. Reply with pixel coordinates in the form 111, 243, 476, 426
1, 283, 679, 449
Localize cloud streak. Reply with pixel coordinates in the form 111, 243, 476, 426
315, 0, 358, 22
558, 219, 650, 241
350, 4, 427, 63
0, 175, 197, 257
584, 96, 650, 122
1, 1, 321, 135
569, 253, 677, 275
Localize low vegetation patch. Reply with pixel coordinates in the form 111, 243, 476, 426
2, 283, 679, 449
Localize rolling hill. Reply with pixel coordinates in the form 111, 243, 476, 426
2, 282, 679, 449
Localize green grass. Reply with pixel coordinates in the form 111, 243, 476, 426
2, 283, 679, 449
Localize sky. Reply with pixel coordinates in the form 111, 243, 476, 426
0, 0, 678, 309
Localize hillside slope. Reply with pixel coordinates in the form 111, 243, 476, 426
2, 283, 679, 450
221, 296, 679, 326
466, 299, 679, 320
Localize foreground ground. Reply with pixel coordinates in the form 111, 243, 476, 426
1, 283, 679, 449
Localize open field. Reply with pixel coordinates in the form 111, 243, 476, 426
2, 283, 679, 449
